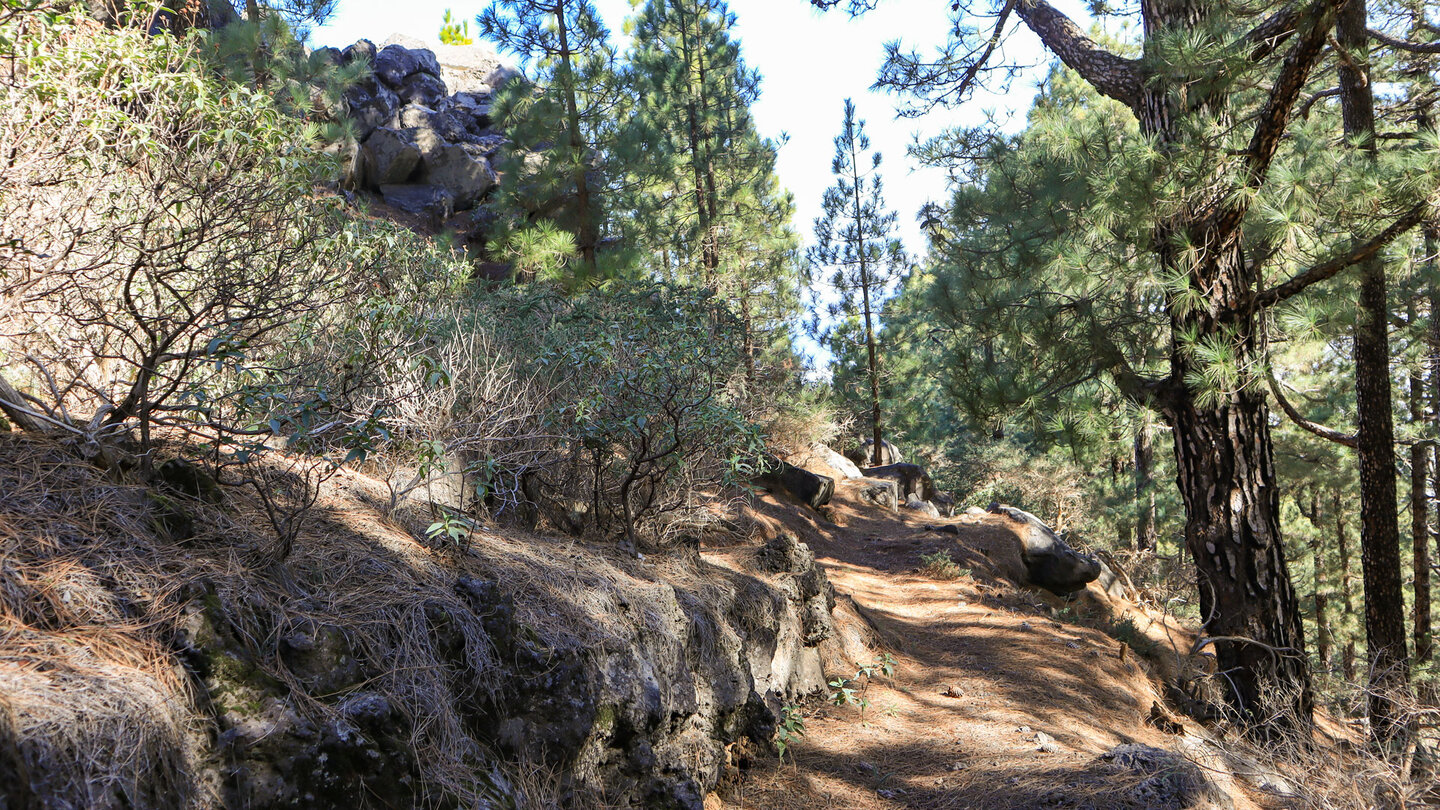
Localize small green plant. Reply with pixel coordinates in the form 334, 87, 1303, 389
775, 703, 805, 763
426, 510, 474, 549
1106, 617, 1160, 658
919, 549, 968, 580
828, 653, 898, 722
438, 9, 475, 45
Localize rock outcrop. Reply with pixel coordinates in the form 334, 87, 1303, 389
986, 502, 1102, 594
753, 456, 834, 512
846, 438, 904, 468
326, 36, 518, 224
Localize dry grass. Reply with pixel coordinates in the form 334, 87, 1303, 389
0, 432, 813, 808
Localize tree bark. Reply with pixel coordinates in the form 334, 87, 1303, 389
0, 374, 48, 433
553, 0, 598, 277
1336, 491, 1359, 682
1300, 492, 1333, 671
1337, 0, 1411, 743
1412, 368, 1431, 664
1134, 418, 1157, 552
850, 123, 884, 468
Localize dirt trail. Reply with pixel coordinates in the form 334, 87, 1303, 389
705, 478, 1269, 810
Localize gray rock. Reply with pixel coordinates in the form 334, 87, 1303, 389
360, 127, 421, 186
847, 438, 904, 467
752, 455, 834, 511
986, 502, 1101, 594
904, 493, 942, 519
861, 462, 943, 503
341, 38, 376, 66
373, 44, 422, 88
379, 183, 454, 218
310, 46, 342, 68
811, 443, 863, 479
856, 477, 898, 510
427, 41, 519, 94
399, 71, 447, 107
421, 143, 497, 209
391, 104, 474, 145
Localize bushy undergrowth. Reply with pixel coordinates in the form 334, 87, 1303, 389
0, 10, 765, 557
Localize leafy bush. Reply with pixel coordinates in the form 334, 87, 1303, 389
480, 283, 764, 550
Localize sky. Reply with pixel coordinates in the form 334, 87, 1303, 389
311, 0, 1089, 369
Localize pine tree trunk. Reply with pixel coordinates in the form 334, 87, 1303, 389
1135, 419, 1156, 552
1165, 376, 1311, 730
1412, 368, 1431, 663
675, 8, 713, 287
850, 129, 883, 467
1303, 493, 1333, 672
553, 0, 597, 276
1336, 492, 1359, 683
1337, 0, 1410, 742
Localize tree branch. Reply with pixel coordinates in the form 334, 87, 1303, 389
1244, 0, 1339, 188
1249, 201, 1429, 308
1266, 364, 1357, 447
1243, 6, 1302, 62
0, 373, 49, 433
1367, 27, 1440, 54
1013, 0, 1142, 109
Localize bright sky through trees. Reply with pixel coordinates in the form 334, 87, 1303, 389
315, 0, 1086, 252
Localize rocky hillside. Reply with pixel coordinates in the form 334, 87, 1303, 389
0, 434, 840, 809
0, 427, 1341, 810
321, 35, 522, 255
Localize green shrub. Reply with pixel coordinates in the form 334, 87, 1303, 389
918, 549, 967, 580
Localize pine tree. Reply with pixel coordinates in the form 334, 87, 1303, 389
623, 0, 766, 287
479, 0, 620, 280
832, 0, 1436, 734
622, 0, 802, 389
808, 99, 906, 468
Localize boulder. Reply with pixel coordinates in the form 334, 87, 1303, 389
810, 443, 863, 479
341, 38, 377, 67
860, 462, 939, 502
360, 127, 421, 186
310, 46, 343, 68
847, 438, 904, 467
379, 183, 454, 218
421, 143, 497, 209
429, 41, 520, 94
903, 493, 942, 519
752, 455, 833, 511
399, 71, 448, 107
447, 91, 494, 130
855, 477, 898, 511
372, 44, 423, 87
986, 503, 1101, 595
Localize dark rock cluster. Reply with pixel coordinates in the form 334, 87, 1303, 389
315, 35, 520, 222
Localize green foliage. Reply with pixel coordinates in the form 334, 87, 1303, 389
827, 653, 897, 722
438, 9, 474, 45
775, 703, 805, 763
480, 282, 765, 548
918, 550, 967, 580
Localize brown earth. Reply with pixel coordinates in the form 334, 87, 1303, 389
704, 477, 1281, 810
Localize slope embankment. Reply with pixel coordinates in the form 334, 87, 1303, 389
712, 475, 1282, 810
